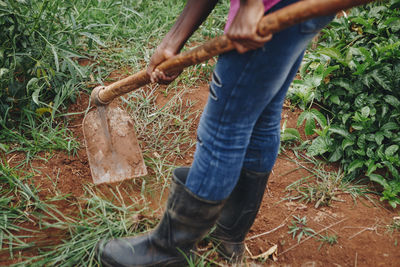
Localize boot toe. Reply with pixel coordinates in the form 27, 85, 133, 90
96, 236, 149, 267
96, 238, 122, 267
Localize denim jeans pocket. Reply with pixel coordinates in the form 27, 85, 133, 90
300, 15, 335, 34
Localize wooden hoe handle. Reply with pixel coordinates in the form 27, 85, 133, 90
93, 0, 376, 105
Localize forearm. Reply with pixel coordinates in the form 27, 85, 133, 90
160, 0, 219, 53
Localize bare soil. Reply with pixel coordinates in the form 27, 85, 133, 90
2, 81, 400, 267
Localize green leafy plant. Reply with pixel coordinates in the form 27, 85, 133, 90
288, 0, 400, 207
288, 215, 316, 243
281, 119, 302, 143
318, 232, 338, 250
0, 0, 93, 126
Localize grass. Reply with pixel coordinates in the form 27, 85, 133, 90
1, 0, 227, 163
281, 150, 375, 208
1, 0, 228, 265
16, 188, 157, 266
2, 80, 208, 265
2, 0, 396, 266
318, 233, 338, 250
122, 83, 202, 198
387, 216, 400, 234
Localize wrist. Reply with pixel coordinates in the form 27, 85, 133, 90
160, 32, 186, 54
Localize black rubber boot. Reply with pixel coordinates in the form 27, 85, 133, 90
97, 167, 225, 267
210, 168, 270, 262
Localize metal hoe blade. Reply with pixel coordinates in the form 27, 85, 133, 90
83, 106, 147, 184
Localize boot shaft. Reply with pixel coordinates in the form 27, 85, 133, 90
154, 167, 225, 249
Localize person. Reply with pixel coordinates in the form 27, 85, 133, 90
97, 0, 334, 266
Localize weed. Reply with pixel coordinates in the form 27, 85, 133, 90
387, 216, 400, 234
288, 215, 316, 243
283, 151, 373, 208
318, 232, 338, 250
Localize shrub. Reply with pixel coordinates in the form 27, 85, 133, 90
288, 0, 400, 207
0, 0, 94, 128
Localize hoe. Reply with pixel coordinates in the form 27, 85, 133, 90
83, 0, 376, 184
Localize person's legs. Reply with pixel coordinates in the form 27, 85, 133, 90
242, 52, 304, 173
97, 1, 335, 264
210, 52, 304, 261
186, 0, 334, 201
208, 7, 335, 261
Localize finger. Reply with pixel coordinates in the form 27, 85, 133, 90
241, 39, 262, 50
232, 42, 249, 54
155, 69, 166, 83
148, 64, 156, 83
233, 39, 261, 53
154, 69, 180, 84
238, 34, 273, 49
151, 71, 160, 83
252, 33, 273, 44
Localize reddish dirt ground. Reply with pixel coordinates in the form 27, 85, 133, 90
2, 80, 400, 266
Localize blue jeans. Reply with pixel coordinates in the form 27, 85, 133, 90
185, 0, 334, 201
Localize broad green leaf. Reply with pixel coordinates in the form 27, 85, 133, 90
297, 110, 322, 136
332, 78, 354, 93
366, 147, 375, 158
297, 111, 307, 127
371, 69, 391, 91
385, 145, 399, 157
305, 118, 316, 136
307, 136, 330, 156
352, 17, 370, 27
381, 122, 399, 131
319, 47, 343, 62
361, 106, 370, 118
351, 123, 364, 131
310, 109, 327, 128
368, 174, 388, 187
384, 95, 400, 108
347, 159, 364, 173
329, 126, 353, 140
342, 139, 354, 150
330, 95, 340, 105
328, 148, 342, 162
281, 128, 302, 142
366, 163, 378, 176
385, 17, 400, 32
383, 161, 400, 178
388, 200, 398, 209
